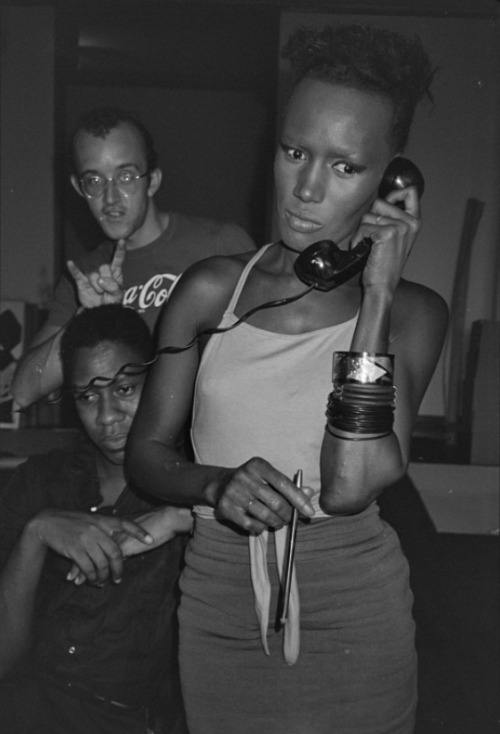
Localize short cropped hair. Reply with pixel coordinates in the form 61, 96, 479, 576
60, 304, 153, 385
281, 24, 436, 153
70, 107, 159, 173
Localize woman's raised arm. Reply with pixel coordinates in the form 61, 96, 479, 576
319, 191, 448, 514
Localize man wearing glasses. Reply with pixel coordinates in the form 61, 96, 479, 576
11, 107, 255, 409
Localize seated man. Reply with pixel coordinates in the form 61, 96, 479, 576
0, 304, 192, 734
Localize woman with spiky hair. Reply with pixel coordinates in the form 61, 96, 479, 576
129, 23, 448, 734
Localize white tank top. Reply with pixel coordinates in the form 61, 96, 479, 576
191, 244, 357, 508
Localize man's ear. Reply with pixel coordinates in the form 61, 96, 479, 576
147, 168, 162, 197
70, 174, 85, 198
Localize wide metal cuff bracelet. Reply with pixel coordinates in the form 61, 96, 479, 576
332, 352, 394, 386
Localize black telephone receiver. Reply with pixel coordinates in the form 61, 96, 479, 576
293, 157, 425, 291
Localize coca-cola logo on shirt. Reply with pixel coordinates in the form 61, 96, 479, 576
122, 273, 181, 312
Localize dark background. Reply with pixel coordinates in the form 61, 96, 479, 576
1, 2, 498, 731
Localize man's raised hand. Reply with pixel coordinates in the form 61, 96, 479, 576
67, 239, 126, 308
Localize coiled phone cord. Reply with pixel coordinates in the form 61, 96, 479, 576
72, 280, 317, 394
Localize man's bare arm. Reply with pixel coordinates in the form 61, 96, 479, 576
11, 241, 126, 408
11, 322, 67, 409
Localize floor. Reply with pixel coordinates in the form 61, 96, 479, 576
379, 478, 499, 734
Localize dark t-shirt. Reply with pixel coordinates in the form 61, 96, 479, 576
0, 439, 187, 719
48, 212, 255, 333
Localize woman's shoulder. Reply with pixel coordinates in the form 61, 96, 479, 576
159, 249, 261, 335
171, 249, 256, 302
396, 278, 448, 314
392, 278, 449, 339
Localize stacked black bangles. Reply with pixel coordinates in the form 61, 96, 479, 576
326, 352, 396, 441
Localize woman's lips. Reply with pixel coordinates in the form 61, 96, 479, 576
285, 210, 323, 234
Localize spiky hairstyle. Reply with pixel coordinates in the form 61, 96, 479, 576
60, 304, 153, 385
281, 24, 435, 153
70, 107, 159, 173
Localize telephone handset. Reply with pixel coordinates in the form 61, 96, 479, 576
293, 157, 425, 291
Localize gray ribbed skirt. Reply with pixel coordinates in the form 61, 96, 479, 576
179, 505, 416, 734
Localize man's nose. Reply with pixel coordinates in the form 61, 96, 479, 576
97, 394, 124, 425
103, 177, 121, 204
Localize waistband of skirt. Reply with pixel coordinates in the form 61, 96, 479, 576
194, 489, 331, 520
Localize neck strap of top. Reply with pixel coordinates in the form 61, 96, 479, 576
225, 243, 274, 315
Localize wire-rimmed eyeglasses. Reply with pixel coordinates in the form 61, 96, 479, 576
79, 171, 149, 198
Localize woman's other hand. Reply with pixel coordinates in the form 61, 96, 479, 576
205, 457, 315, 534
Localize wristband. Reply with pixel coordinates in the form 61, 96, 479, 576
327, 352, 396, 438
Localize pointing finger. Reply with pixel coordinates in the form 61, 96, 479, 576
111, 239, 127, 277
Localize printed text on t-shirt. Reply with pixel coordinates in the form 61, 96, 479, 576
122, 273, 181, 312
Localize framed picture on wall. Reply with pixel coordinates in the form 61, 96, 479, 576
0, 300, 38, 428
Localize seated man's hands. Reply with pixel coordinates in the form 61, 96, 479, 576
118, 506, 193, 556
26, 508, 153, 586
67, 239, 126, 308
66, 506, 193, 586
